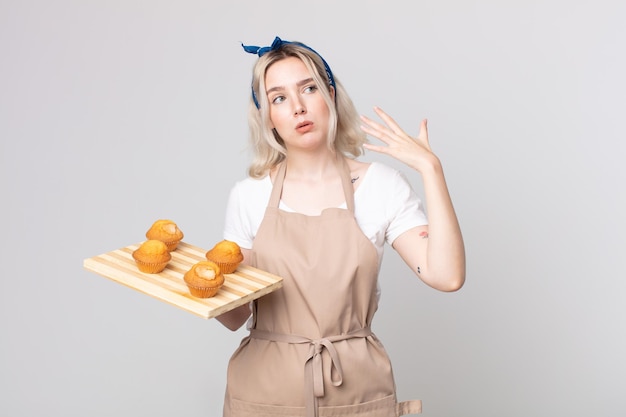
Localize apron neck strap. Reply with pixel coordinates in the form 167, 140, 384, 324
268, 160, 287, 209
337, 154, 356, 213
268, 153, 355, 213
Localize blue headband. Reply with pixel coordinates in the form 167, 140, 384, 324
241, 36, 336, 109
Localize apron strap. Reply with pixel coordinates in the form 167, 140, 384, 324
267, 153, 356, 213
268, 160, 287, 208
250, 326, 372, 417
397, 399, 423, 415
336, 153, 355, 214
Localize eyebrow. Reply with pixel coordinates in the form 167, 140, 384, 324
266, 77, 315, 95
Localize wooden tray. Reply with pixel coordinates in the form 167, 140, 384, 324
83, 241, 283, 319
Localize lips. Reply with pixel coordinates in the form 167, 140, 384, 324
296, 121, 314, 133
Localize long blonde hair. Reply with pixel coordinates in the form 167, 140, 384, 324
246, 42, 366, 178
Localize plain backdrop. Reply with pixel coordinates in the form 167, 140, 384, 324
1, 1, 625, 416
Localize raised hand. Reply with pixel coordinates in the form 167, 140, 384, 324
360, 106, 439, 173
361, 106, 465, 291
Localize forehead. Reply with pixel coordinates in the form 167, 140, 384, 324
265, 56, 312, 88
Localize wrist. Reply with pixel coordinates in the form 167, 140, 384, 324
414, 154, 442, 176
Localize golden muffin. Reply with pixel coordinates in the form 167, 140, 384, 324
205, 240, 243, 274
132, 239, 171, 273
184, 260, 225, 298
145, 219, 184, 251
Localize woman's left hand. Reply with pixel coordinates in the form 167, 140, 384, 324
360, 106, 438, 173
361, 106, 465, 292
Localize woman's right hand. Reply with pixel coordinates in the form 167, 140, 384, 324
216, 247, 253, 330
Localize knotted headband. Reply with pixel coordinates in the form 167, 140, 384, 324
241, 36, 336, 109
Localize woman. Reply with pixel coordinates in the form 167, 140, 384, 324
217, 37, 465, 417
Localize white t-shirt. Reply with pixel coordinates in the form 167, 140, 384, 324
223, 161, 428, 266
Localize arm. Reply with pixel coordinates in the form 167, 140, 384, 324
215, 247, 254, 330
361, 107, 465, 292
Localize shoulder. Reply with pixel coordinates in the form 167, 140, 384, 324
230, 175, 272, 195
356, 162, 420, 213
224, 175, 271, 246
346, 158, 403, 185
361, 161, 408, 188
226, 175, 272, 209
354, 162, 413, 211
369, 161, 402, 176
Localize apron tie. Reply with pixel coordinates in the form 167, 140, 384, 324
250, 326, 372, 417
308, 337, 344, 397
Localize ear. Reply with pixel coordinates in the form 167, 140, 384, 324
329, 85, 335, 101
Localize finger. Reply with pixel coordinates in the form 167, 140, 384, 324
362, 142, 392, 155
360, 115, 399, 144
360, 121, 391, 144
418, 119, 429, 141
418, 119, 433, 150
373, 106, 406, 136
360, 114, 392, 138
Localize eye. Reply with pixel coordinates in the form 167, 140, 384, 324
303, 85, 318, 94
271, 95, 286, 104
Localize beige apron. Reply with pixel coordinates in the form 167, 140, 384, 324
223, 155, 422, 417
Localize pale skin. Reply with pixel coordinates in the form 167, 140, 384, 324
361, 108, 465, 293
217, 57, 465, 330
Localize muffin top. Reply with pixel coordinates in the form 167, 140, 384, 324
146, 219, 184, 242
206, 240, 243, 261
185, 261, 224, 286
133, 239, 171, 263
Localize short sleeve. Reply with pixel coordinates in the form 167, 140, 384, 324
223, 182, 254, 249
223, 176, 271, 250
384, 169, 428, 245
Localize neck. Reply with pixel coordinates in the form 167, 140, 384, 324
284, 149, 340, 181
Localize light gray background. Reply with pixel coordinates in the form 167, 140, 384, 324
1, 1, 624, 416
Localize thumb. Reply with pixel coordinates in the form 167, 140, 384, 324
418, 118, 429, 142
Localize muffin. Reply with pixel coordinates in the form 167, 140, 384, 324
132, 239, 172, 273
205, 240, 243, 274
183, 260, 225, 298
145, 219, 184, 251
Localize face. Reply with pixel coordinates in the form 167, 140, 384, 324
264, 56, 331, 152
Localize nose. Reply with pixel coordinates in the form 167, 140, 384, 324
293, 100, 306, 116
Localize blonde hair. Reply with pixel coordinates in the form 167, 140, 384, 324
246, 42, 366, 178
